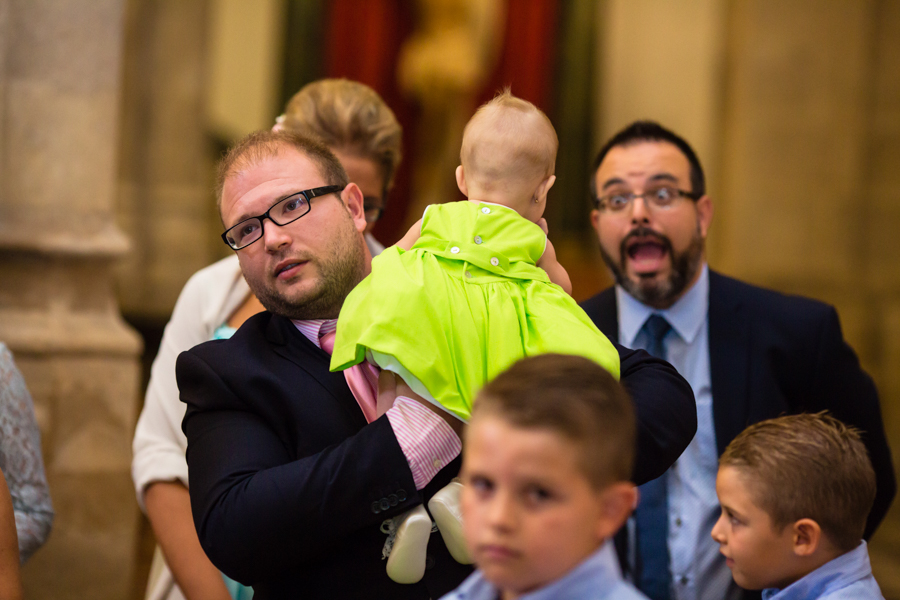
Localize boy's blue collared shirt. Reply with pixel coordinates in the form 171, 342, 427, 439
762, 542, 884, 600
440, 542, 648, 600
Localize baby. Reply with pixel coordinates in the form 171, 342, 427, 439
441, 354, 646, 600
331, 91, 620, 584
712, 412, 884, 599
332, 89, 618, 422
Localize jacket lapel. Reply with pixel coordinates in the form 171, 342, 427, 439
266, 314, 368, 428
708, 271, 751, 456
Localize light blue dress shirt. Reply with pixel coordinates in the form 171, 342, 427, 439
617, 265, 740, 600
762, 542, 884, 600
440, 541, 648, 600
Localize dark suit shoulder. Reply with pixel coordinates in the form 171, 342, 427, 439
175, 310, 332, 420
186, 310, 306, 363
709, 271, 835, 328
580, 286, 616, 313
580, 287, 618, 338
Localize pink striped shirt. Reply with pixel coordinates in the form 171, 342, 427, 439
292, 319, 461, 490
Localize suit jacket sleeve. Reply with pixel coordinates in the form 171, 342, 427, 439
618, 342, 697, 484
809, 308, 895, 537
177, 348, 425, 584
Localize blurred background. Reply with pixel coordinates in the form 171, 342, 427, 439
0, 0, 898, 597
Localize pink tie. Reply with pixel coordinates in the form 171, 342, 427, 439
319, 331, 379, 423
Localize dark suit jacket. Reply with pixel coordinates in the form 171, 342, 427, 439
581, 270, 896, 540
177, 311, 696, 599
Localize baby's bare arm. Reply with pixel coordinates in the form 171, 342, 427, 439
395, 219, 423, 251
537, 237, 573, 295
378, 371, 465, 436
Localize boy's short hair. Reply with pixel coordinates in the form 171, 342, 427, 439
472, 354, 634, 489
720, 412, 876, 551
216, 129, 349, 214
460, 89, 558, 191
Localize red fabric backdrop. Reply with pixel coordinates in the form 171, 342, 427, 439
324, 0, 559, 243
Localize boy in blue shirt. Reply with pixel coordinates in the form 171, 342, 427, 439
712, 413, 884, 599
441, 354, 647, 600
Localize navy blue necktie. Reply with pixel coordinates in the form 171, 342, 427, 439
636, 315, 672, 600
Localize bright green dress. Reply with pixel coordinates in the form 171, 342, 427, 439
330, 201, 620, 421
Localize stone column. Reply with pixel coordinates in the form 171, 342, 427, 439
117, 0, 218, 320
0, 1, 143, 598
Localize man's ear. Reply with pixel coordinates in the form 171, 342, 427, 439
594, 482, 638, 541
590, 208, 602, 236
456, 165, 468, 197
791, 518, 822, 558
696, 194, 714, 238
534, 175, 556, 204
341, 182, 367, 233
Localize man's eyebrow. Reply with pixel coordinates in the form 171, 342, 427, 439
600, 172, 680, 192
230, 211, 254, 227
647, 173, 679, 184
600, 177, 626, 191
230, 191, 300, 226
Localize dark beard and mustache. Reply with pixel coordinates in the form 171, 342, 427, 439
599, 225, 704, 309
247, 218, 368, 321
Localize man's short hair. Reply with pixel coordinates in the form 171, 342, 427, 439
216, 129, 350, 214
590, 120, 705, 200
472, 354, 634, 489
720, 412, 876, 551
461, 89, 558, 192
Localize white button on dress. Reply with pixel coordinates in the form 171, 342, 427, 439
450, 246, 460, 254
481, 207, 491, 214
490, 257, 500, 266
474, 236, 483, 244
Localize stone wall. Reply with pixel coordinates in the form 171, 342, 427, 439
0, 0, 143, 598
116, 0, 218, 321
598, 0, 900, 590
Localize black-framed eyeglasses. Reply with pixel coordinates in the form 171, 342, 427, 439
595, 186, 701, 213
363, 196, 384, 224
221, 185, 342, 250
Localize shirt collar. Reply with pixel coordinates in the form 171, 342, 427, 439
761, 542, 873, 600
617, 263, 709, 346
451, 541, 622, 600
291, 318, 337, 349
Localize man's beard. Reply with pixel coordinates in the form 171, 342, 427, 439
599, 225, 704, 309
246, 222, 367, 321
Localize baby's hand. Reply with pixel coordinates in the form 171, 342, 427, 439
537, 218, 549, 235
377, 370, 398, 417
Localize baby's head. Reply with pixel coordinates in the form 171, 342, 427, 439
458, 90, 558, 223
460, 354, 636, 597
712, 412, 876, 591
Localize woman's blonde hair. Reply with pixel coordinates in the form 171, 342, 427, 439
281, 79, 402, 200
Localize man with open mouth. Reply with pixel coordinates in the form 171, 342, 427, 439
580, 120, 895, 600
